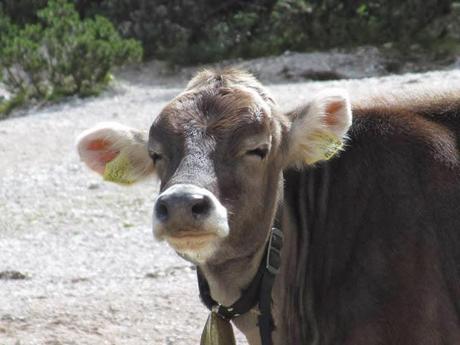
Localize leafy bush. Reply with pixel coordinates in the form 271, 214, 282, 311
79, 0, 452, 65
0, 0, 455, 66
0, 0, 142, 115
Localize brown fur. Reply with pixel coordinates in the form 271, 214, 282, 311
151, 70, 460, 344
77, 68, 460, 345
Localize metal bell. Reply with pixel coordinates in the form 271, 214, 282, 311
200, 311, 237, 345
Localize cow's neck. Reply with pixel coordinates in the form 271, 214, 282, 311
198, 241, 268, 345
272, 165, 331, 344
199, 244, 266, 306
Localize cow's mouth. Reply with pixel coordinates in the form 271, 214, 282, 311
166, 231, 218, 251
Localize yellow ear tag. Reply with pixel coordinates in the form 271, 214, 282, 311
103, 151, 135, 184
307, 132, 343, 163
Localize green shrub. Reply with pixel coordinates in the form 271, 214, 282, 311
0, 0, 142, 116
78, 0, 452, 64
0, 0, 455, 66
90, 0, 278, 64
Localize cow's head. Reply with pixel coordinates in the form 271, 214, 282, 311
77, 69, 351, 265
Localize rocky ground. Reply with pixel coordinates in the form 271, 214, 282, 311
1, 51, 459, 345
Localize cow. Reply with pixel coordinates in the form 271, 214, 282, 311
76, 68, 460, 345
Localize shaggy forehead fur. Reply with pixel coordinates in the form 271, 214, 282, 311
186, 68, 275, 105
153, 68, 277, 137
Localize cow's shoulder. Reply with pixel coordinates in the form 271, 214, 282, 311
300, 90, 460, 344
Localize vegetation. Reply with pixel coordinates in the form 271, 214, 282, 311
0, 0, 142, 117
78, 0, 454, 64
1, 0, 456, 66
0, 0, 457, 117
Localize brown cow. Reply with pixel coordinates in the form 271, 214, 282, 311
77, 69, 460, 345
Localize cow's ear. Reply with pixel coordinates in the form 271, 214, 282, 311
285, 89, 352, 166
76, 122, 154, 185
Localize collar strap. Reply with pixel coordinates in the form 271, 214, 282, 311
197, 227, 283, 344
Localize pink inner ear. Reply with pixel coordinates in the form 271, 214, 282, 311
324, 101, 343, 126
85, 139, 119, 174
87, 139, 110, 151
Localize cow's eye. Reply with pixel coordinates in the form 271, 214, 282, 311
150, 152, 163, 164
246, 146, 268, 159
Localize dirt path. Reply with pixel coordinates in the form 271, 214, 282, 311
1, 66, 459, 345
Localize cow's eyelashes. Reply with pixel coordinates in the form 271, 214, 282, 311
246, 146, 268, 159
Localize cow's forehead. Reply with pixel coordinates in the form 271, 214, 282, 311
152, 85, 271, 140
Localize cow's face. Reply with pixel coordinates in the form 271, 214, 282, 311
148, 81, 285, 264
77, 69, 352, 265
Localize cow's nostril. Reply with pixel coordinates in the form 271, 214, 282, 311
191, 196, 212, 218
155, 200, 169, 222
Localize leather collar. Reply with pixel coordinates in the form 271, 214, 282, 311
197, 227, 283, 345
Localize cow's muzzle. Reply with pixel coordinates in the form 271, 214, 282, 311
152, 184, 229, 260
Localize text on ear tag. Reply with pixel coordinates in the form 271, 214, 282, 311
103, 151, 135, 184
305, 131, 344, 164
200, 311, 236, 345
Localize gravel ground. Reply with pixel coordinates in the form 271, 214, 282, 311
1, 58, 460, 345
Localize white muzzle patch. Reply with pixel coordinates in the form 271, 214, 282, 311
152, 184, 230, 263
